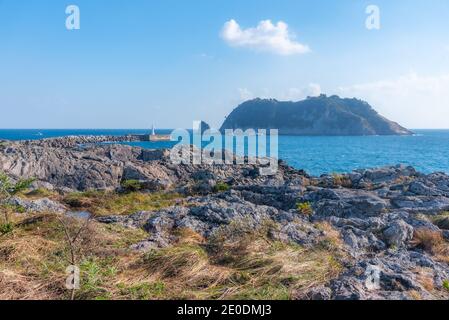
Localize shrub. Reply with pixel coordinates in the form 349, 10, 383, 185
0, 222, 14, 234
296, 202, 313, 215
121, 180, 143, 192
332, 173, 352, 188
213, 182, 230, 193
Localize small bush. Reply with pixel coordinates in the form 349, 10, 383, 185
296, 202, 313, 215
213, 182, 230, 193
13, 178, 36, 194
332, 173, 352, 188
121, 180, 143, 192
0, 223, 14, 234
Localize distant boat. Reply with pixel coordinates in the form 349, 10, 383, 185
35, 132, 44, 136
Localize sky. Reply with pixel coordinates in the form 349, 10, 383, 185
0, 0, 449, 129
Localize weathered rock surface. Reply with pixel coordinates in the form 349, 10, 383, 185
5, 196, 67, 213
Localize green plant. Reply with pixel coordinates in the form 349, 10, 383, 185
121, 180, 143, 192
214, 182, 230, 193
0, 222, 14, 234
443, 280, 449, 292
296, 202, 313, 215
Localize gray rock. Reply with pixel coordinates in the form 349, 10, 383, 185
5, 196, 66, 213
382, 220, 414, 248
307, 189, 388, 219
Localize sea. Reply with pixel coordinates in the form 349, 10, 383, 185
1, 129, 448, 176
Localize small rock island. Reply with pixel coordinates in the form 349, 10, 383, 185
221, 95, 412, 136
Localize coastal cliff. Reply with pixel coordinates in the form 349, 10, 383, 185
221, 95, 412, 136
0, 137, 448, 300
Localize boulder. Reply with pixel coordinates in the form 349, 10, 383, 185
382, 220, 414, 247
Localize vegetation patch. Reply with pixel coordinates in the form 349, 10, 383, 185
431, 212, 449, 230
332, 173, 352, 188
0, 212, 343, 300
63, 191, 182, 216
121, 180, 144, 192
139, 218, 343, 300
296, 202, 313, 216
213, 182, 230, 193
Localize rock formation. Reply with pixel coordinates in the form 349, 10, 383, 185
220, 95, 412, 136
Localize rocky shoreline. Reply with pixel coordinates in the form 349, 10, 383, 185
1, 136, 449, 300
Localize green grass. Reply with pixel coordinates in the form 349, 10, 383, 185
121, 180, 144, 192
443, 280, 449, 292
23, 188, 57, 199
0, 222, 14, 234
117, 281, 166, 300
63, 191, 182, 216
213, 182, 230, 193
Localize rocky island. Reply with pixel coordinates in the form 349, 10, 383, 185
0, 136, 448, 300
221, 95, 412, 136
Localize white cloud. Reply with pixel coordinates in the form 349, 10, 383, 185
282, 83, 322, 100
338, 73, 449, 129
238, 88, 255, 101
221, 19, 310, 56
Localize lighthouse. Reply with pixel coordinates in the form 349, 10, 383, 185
151, 123, 156, 136
148, 123, 170, 142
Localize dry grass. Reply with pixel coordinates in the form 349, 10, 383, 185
412, 267, 435, 292
332, 174, 352, 188
0, 213, 344, 300
314, 221, 345, 251
0, 213, 149, 300
142, 235, 342, 300
62, 191, 182, 216
431, 212, 449, 230
412, 229, 445, 255
412, 229, 449, 264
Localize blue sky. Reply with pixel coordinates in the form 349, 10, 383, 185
1, 0, 449, 129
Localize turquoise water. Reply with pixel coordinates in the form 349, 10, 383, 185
1, 129, 448, 176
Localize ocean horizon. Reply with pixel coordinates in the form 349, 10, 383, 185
1, 129, 448, 176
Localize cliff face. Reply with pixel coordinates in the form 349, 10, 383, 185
220, 95, 412, 136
